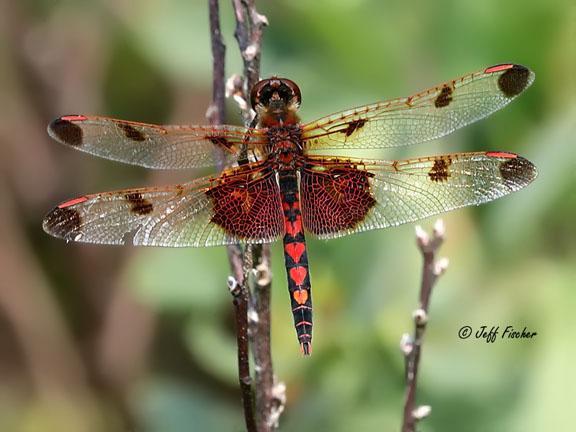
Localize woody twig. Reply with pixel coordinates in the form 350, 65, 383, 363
207, 1, 256, 430
209, 1, 282, 430
230, 2, 284, 430
400, 219, 449, 432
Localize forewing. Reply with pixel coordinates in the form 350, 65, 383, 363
302, 64, 534, 151
300, 152, 537, 239
43, 164, 284, 247
48, 115, 267, 169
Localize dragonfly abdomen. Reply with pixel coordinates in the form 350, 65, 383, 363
279, 171, 313, 355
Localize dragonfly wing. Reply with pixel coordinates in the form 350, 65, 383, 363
302, 64, 534, 151
48, 115, 267, 169
43, 164, 284, 247
300, 152, 537, 239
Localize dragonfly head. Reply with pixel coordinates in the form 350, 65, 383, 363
251, 77, 302, 119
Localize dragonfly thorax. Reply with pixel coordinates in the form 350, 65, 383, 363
265, 125, 304, 171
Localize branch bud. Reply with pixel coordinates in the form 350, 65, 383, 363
248, 309, 259, 327
412, 405, 432, 420
253, 12, 269, 26
400, 333, 414, 356
415, 225, 429, 248
226, 74, 249, 111
433, 218, 445, 239
434, 257, 449, 276
256, 262, 272, 287
412, 308, 428, 326
244, 44, 258, 60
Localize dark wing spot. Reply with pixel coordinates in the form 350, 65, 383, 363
434, 85, 453, 108
208, 136, 233, 150
499, 156, 537, 184
49, 118, 83, 146
43, 206, 82, 239
342, 119, 367, 137
301, 167, 376, 235
206, 170, 283, 240
125, 192, 154, 215
428, 157, 452, 182
118, 123, 146, 142
121, 227, 139, 245
497, 65, 530, 97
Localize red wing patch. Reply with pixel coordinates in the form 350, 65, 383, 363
206, 169, 284, 241
301, 162, 376, 236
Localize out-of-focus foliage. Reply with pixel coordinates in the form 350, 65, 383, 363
0, 0, 574, 431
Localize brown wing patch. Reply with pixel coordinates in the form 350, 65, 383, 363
342, 119, 367, 137
497, 65, 530, 97
125, 192, 154, 215
206, 170, 283, 240
117, 123, 146, 142
499, 156, 535, 183
301, 164, 376, 235
49, 118, 83, 146
428, 156, 452, 182
175, 184, 185, 197
434, 85, 453, 108
43, 206, 82, 239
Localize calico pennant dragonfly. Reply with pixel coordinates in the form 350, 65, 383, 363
43, 64, 537, 355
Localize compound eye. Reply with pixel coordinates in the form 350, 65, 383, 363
250, 79, 271, 108
280, 78, 301, 105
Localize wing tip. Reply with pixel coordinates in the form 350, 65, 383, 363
48, 115, 87, 147
487, 152, 538, 187
485, 63, 535, 98
42, 205, 83, 241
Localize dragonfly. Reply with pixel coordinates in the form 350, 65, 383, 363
43, 63, 537, 355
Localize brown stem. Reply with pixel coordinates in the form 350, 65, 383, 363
232, 0, 268, 105
401, 220, 448, 432
208, 1, 257, 431
207, 0, 226, 128
231, 1, 281, 431
228, 269, 257, 432
252, 246, 282, 430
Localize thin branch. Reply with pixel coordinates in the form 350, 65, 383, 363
231, 2, 282, 431
232, 0, 268, 95
207, 1, 256, 431
207, 0, 226, 128
253, 246, 285, 430
228, 272, 257, 432
401, 219, 449, 432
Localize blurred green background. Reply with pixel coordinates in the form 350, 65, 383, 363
1, 0, 574, 431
